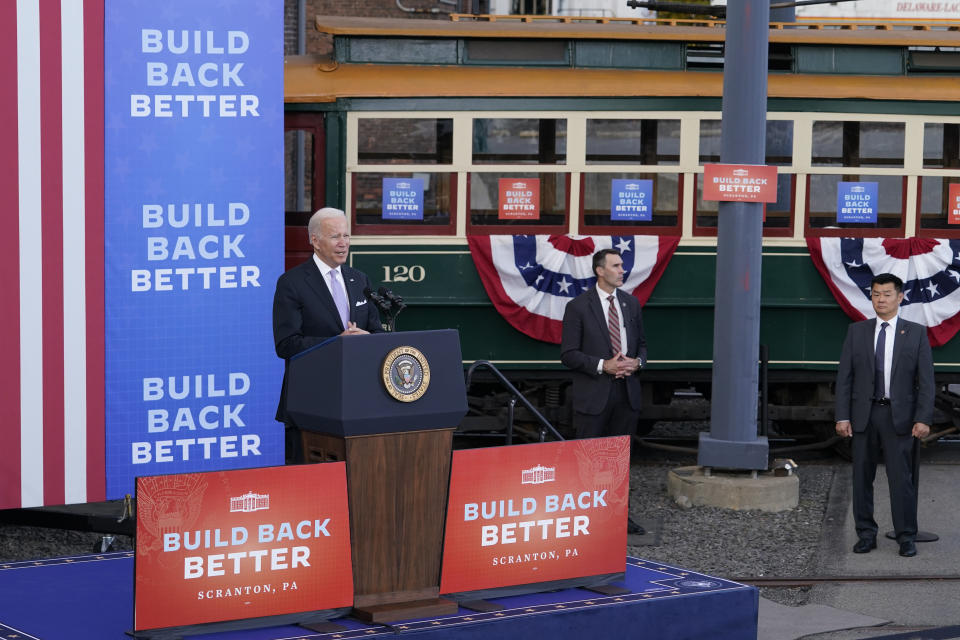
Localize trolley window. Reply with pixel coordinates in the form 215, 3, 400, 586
579, 172, 682, 234
357, 118, 453, 165
698, 120, 795, 166
693, 173, 795, 237
285, 128, 317, 226
811, 121, 905, 168
472, 118, 567, 165
805, 174, 906, 237
350, 172, 457, 235
923, 123, 960, 169
285, 112, 326, 269
916, 176, 960, 237
467, 172, 568, 234
585, 119, 680, 165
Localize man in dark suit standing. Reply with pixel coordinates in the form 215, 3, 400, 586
835, 273, 934, 558
273, 207, 381, 461
561, 248, 647, 535
561, 248, 647, 438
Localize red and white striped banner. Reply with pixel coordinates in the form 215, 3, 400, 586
468, 235, 678, 343
1, 0, 104, 509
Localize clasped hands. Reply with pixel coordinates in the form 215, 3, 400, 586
340, 321, 369, 336
835, 420, 930, 439
603, 353, 640, 378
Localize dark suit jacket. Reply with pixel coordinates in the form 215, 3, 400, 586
835, 317, 934, 436
272, 258, 382, 423
560, 288, 647, 415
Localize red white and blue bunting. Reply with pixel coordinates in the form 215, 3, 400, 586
807, 237, 960, 347
468, 235, 680, 344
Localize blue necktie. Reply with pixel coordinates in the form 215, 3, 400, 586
874, 321, 888, 399
329, 270, 350, 330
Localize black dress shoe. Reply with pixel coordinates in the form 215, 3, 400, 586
899, 540, 917, 557
627, 517, 646, 535
852, 538, 877, 553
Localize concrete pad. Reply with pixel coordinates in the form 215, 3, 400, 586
817, 465, 960, 577
757, 597, 887, 640
812, 457, 960, 628
666, 465, 799, 512
811, 582, 960, 627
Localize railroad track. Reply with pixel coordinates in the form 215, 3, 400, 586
634, 433, 960, 462
733, 574, 960, 587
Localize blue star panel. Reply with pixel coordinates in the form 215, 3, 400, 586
0, 555, 757, 639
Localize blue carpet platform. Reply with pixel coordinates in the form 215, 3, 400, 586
0, 554, 757, 639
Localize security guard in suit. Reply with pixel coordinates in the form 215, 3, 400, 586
835, 273, 934, 558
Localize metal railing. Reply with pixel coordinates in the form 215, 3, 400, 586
464, 360, 565, 444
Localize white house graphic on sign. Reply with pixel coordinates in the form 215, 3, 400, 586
230, 491, 270, 513
521, 464, 556, 485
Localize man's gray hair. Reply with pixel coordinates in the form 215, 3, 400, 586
307, 207, 348, 239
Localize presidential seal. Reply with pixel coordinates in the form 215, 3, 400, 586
382, 346, 430, 402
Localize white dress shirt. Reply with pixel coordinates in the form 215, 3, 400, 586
874, 314, 898, 399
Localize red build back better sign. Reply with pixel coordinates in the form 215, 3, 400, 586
134, 464, 353, 631
950, 183, 960, 225
439, 437, 628, 594
703, 164, 778, 203
499, 178, 541, 220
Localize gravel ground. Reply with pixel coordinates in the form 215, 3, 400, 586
0, 525, 133, 562
627, 457, 838, 607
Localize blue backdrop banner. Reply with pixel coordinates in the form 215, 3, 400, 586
103, 0, 285, 497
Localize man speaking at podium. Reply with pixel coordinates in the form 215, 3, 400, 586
273, 207, 382, 462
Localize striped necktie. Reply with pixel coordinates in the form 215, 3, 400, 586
607, 295, 621, 356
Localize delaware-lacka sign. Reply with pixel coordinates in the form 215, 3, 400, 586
134, 464, 353, 631
439, 437, 628, 594
703, 164, 778, 202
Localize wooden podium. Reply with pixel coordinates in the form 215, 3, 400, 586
285, 329, 467, 623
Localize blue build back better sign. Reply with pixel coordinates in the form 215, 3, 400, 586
837, 182, 879, 224
382, 177, 424, 220
103, 0, 285, 498
610, 179, 653, 221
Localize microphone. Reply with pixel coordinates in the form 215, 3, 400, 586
378, 287, 407, 311
363, 287, 391, 313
